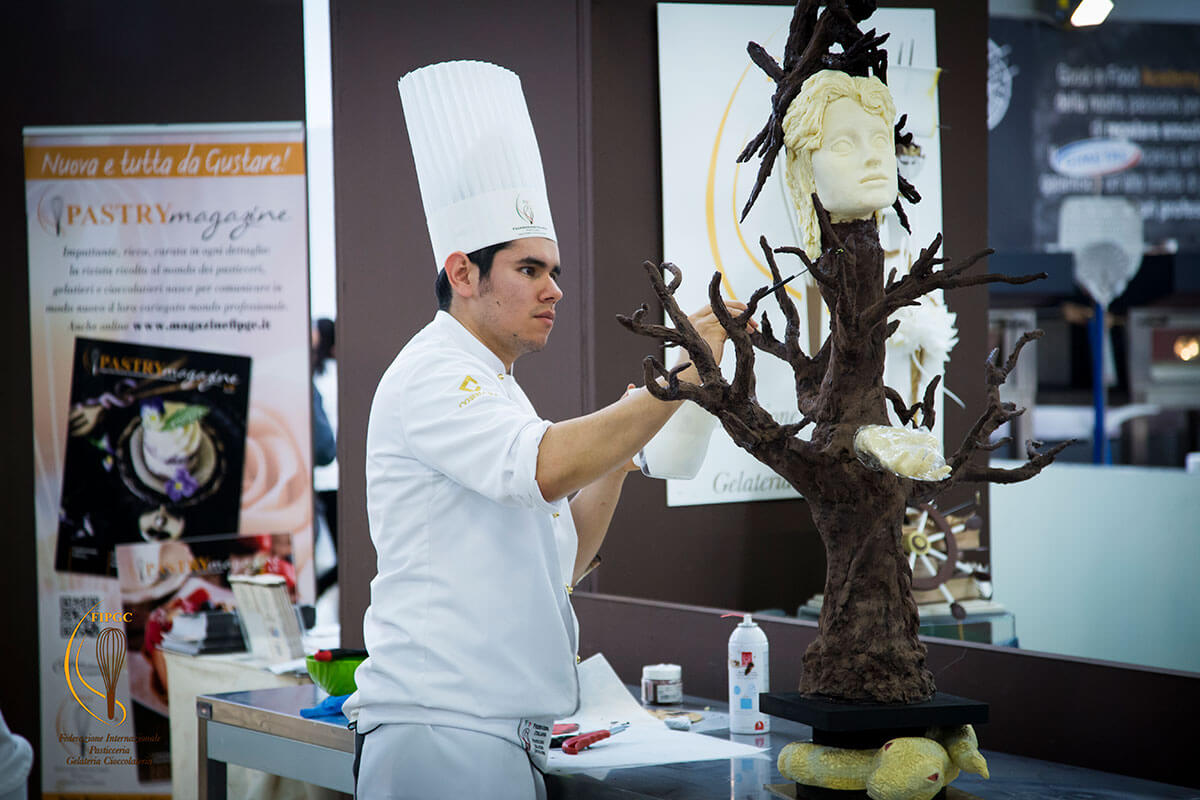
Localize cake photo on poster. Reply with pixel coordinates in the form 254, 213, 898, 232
55, 337, 252, 576
113, 532, 296, 785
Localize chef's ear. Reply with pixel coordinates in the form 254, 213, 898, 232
443, 251, 476, 297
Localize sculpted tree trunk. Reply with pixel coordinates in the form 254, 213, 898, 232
804, 477, 930, 702
794, 221, 934, 702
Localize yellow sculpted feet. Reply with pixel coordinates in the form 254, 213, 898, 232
777, 741, 876, 790
777, 725, 989, 800
937, 724, 990, 780
864, 737, 958, 800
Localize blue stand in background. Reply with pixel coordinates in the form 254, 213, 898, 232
1089, 302, 1111, 465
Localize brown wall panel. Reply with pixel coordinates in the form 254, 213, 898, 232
330, 0, 590, 646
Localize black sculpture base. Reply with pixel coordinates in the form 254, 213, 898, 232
761, 690, 988, 750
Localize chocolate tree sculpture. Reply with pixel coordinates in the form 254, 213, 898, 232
620, 0, 1067, 703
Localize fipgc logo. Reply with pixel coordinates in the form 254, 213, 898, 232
515, 194, 535, 225
65, 603, 130, 726
34, 186, 69, 237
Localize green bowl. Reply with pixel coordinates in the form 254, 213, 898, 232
305, 655, 366, 696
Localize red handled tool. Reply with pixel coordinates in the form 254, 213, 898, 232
561, 722, 629, 755
549, 723, 579, 749
312, 648, 368, 662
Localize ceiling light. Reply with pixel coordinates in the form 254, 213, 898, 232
1069, 0, 1114, 27
1174, 335, 1199, 363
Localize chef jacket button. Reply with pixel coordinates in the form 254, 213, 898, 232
552, 512, 560, 518
576, 655, 581, 664
564, 584, 573, 595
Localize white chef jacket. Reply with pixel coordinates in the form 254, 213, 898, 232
343, 311, 580, 749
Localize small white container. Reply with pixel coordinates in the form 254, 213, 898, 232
727, 614, 769, 734
641, 663, 683, 705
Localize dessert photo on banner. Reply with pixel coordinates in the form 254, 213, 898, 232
114, 532, 297, 785
55, 337, 252, 576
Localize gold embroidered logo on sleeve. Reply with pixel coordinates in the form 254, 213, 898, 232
457, 375, 498, 408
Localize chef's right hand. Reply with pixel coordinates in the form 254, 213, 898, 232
685, 300, 754, 367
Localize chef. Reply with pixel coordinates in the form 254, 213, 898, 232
342, 60, 742, 799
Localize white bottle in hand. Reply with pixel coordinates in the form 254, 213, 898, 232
633, 400, 717, 480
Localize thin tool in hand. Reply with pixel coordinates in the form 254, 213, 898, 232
766, 271, 804, 294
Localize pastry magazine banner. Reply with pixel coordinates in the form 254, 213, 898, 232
656, 4, 944, 506
25, 122, 314, 798
55, 338, 252, 576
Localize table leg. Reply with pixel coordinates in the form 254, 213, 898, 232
197, 712, 227, 800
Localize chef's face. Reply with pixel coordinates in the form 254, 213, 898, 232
810, 96, 898, 221
475, 237, 562, 367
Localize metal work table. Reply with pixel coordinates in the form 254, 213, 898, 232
196, 684, 354, 798
196, 685, 1196, 799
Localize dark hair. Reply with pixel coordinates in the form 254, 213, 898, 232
435, 241, 512, 311
313, 317, 335, 375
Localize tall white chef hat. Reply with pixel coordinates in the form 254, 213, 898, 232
398, 60, 556, 272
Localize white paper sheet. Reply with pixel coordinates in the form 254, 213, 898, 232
545, 654, 769, 775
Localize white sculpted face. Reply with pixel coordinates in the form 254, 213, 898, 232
810, 96, 898, 222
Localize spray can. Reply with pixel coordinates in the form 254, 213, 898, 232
726, 613, 769, 734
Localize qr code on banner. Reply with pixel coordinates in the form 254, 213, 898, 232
59, 595, 101, 639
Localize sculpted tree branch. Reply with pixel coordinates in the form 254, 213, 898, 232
910, 332, 1073, 502
750, 237, 831, 408
861, 234, 1044, 329
617, 260, 828, 491
885, 373, 939, 430
617, 261, 723, 385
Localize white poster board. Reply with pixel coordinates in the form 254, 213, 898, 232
657, 3, 944, 506
25, 122, 314, 796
